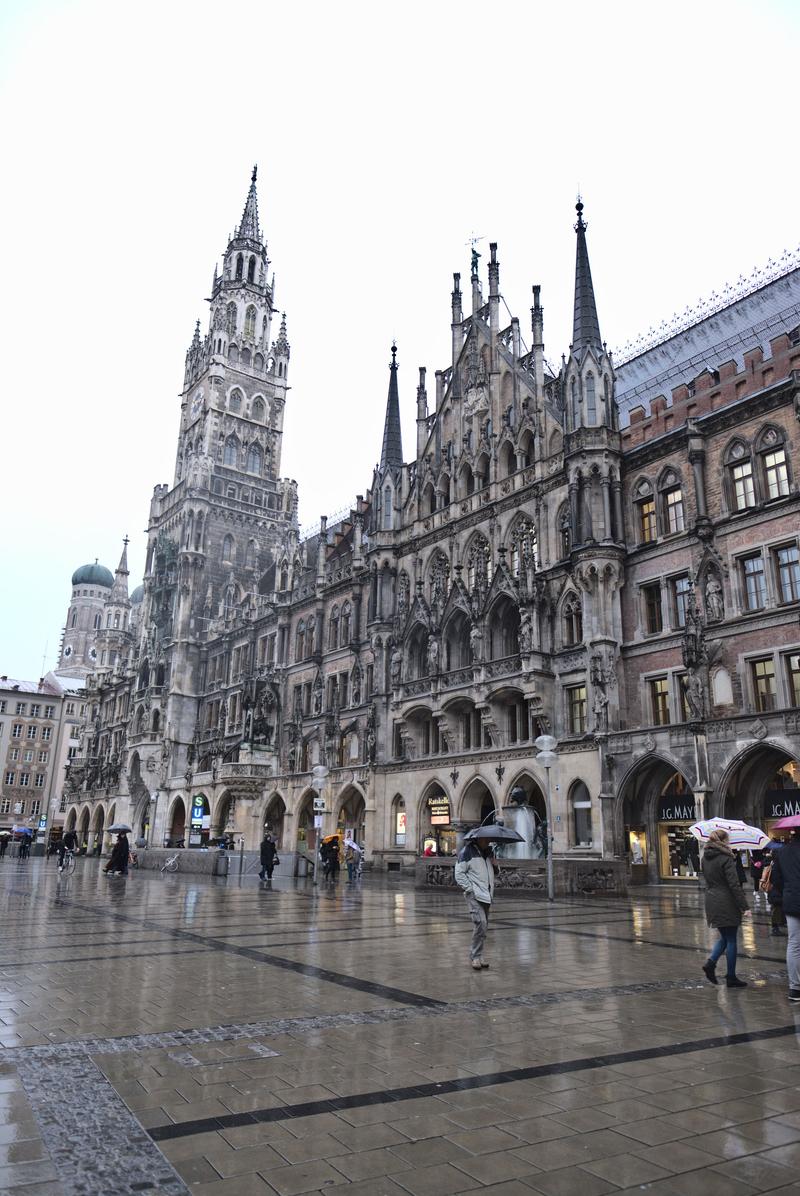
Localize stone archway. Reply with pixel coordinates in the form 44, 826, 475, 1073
65, 808, 77, 833
211, 792, 236, 844
90, 804, 106, 856
418, 780, 454, 856
616, 755, 695, 884
263, 793, 286, 848
167, 796, 186, 847
78, 806, 91, 852
459, 777, 496, 826
336, 785, 366, 846
503, 771, 548, 859
719, 743, 800, 832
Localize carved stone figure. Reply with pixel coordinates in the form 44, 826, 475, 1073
519, 608, 533, 654
685, 669, 705, 720
593, 686, 609, 733
426, 635, 440, 675
390, 646, 403, 686
469, 623, 483, 663
705, 575, 724, 623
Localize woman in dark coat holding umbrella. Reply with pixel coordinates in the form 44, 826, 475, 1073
104, 832, 130, 876
701, 828, 750, 988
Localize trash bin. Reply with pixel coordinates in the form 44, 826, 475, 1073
213, 849, 229, 877
296, 855, 308, 878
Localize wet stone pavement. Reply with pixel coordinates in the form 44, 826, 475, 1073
2, 862, 800, 1195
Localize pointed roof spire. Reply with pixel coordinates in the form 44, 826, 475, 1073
380, 342, 403, 472
572, 197, 603, 353
274, 312, 290, 358
110, 536, 130, 603
191, 319, 201, 349
236, 164, 261, 241
117, 536, 129, 576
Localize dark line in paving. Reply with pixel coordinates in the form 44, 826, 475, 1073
55, 896, 447, 1009
148, 1021, 800, 1142
0, 948, 209, 969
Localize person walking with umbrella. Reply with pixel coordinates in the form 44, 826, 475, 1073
701, 828, 750, 988
104, 831, 130, 876
454, 823, 522, 971
258, 831, 279, 881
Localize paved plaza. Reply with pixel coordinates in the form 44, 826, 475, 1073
2, 862, 800, 1195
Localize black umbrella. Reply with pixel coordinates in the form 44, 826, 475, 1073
463, 824, 524, 844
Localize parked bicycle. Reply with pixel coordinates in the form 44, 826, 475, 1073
160, 853, 180, 873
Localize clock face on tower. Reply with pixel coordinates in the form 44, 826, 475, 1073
89, 648, 97, 662
63, 645, 72, 658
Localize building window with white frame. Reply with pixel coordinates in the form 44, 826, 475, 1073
763, 447, 790, 499
34, 775, 45, 789
19, 772, 30, 787
775, 545, 800, 604
785, 653, 800, 707
4, 772, 15, 786
741, 554, 767, 611
642, 582, 663, 634
671, 575, 691, 627
11, 724, 22, 738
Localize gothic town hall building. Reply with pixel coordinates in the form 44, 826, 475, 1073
63, 168, 800, 890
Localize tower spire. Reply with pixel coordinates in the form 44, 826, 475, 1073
236, 164, 261, 242
380, 342, 403, 472
571, 198, 602, 353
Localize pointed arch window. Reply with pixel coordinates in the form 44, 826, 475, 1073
251, 397, 265, 422
340, 602, 352, 646
247, 256, 256, 283
222, 534, 235, 563
329, 605, 339, 649
70, 608, 77, 628
229, 389, 242, 413
226, 303, 237, 337
571, 377, 579, 428
585, 373, 596, 424
224, 435, 239, 467
295, 620, 305, 661
235, 254, 243, 280
94, 612, 101, 629
383, 485, 393, 530
244, 305, 256, 339
246, 443, 263, 474
245, 540, 257, 570
563, 593, 583, 646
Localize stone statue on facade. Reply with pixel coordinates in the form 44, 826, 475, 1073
592, 686, 609, 733
685, 669, 705, 720
705, 574, 724, 623
519, 608, 533, 654
426, 635, 440, 675
390, 645, 403, 686
469, 622, 483, 663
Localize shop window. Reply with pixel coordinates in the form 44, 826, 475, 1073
642, 582, 663, 634
628, 828, 647, 865
567, 685, 587, 734
570, 781, 592, 847
663, 486, 685, 534
671, 574, 690, 628
775, 545, 800, 604
751, 657, 777, 712
393, 796, 406, 847
786, 654, 800, 708
741, 554, 766, 611
649, 676, 670, 726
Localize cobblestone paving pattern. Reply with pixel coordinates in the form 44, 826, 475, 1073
2, 860, 800, 1194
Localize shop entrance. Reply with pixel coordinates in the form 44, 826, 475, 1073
420, 782, 455, 856
722, 746, 800, 838
619, 757, 694, 884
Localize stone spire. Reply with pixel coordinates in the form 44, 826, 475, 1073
108, 536, 130, 606
274, 312, 290, 358
236, 165, 261, 242
572, 198, 603, 354
380, 343, 403, 472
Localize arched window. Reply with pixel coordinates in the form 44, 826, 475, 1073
563, 593, 583, 646
466, 537, 490, 592
224, 436, 239, 467
70, 608, 77, 628
246, 443, 262, 474
245, 540, 257, 569
585, 374, 596, 424
571, 781, 592, 847
251, 397, 265, 422
295, 620, 305, 661
658, 469, 685, 535
226, 302, 237, 337
755, 426, 791, 500
340, 602, 352, 646
229, 389, 242, 413
94, 612, 101, 629
571, 377, 579, 428
329, 605, 339, 649
247, 255, 256, 283
383, 485, 392, 530
235, 254, 243, 280
280, 562, 289, 590
152, 709, 161, 734
222, 534, 234, 563
114, 611, 120, 629
244, 305, 256, 339
106, 611, 112, 628
634, 479, 656, 543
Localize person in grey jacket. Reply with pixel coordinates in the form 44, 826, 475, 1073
701, 828, 750, 988
767, 833, 800, 1002
454, 840, 495, 971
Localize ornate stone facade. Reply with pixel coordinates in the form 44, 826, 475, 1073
61, 172, 800, 884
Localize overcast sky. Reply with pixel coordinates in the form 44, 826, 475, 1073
1, 0, 798, 681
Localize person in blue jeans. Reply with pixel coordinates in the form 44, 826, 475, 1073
701, 828, 750, 989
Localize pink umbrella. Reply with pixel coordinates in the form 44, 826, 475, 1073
770, 814, 800, 830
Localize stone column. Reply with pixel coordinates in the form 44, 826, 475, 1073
612, 477, 623, 543
601, 475, 612, 542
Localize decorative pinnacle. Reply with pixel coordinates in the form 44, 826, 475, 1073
391, 341, 397, 366
251, 164, 257, 184
574, 195, 587, 233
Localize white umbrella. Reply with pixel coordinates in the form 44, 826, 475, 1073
689, 817, 769, 850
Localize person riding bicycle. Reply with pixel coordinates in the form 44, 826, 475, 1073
58, 829, 77, 872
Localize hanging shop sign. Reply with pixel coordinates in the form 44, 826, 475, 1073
427, 795, 451, 826
657, 797, 696, 822
767, 792, 800, 820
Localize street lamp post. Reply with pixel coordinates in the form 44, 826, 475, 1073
535, 734, 559, 903
311, 764, 329, 886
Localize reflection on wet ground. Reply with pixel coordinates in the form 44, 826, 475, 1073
1, 859, 799, 1194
